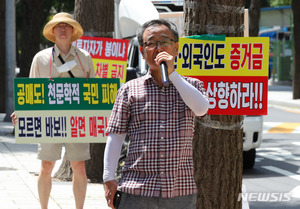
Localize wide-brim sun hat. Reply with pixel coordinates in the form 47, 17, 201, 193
43, 12, 83, 43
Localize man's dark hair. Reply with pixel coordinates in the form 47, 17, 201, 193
136, 19, 179, 46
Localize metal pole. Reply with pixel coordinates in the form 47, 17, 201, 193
5, 0, 16, 121
114, 0, 121, 39
290, 12, 294, 83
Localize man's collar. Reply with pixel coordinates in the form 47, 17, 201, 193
144, 70, 152, 81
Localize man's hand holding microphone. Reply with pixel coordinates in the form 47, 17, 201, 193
155, 51, 176, 87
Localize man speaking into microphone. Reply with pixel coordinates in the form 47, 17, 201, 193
103, 19, 209, 209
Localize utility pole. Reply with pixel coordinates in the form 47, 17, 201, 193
5, 0, 16, 121
114, 0, 121, 39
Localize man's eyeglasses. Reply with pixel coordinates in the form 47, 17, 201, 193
143, 38, 177, 49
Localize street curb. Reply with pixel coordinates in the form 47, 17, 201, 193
0, 121, 14, 136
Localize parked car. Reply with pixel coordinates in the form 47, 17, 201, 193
125, 37, 263, 169
242, 115, 263, 169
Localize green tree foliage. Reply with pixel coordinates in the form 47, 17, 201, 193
269, 0, 291, 7
40, 0, 75, 45
16, 0, 74, 70
245, 0, 270, 8
245, 0, 292, 9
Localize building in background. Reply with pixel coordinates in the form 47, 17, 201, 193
259, 5, 293, 83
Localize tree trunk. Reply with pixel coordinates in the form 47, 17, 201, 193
18, 0, 44, 77
74, 0, 114, 38
0, 0, 5, 112
184, 0, 244, 208
292, 0, 300, 99
54, 0, 114, 183
53, 157, 73, 181
249, 0, 261, 37
193, 115, 243, 209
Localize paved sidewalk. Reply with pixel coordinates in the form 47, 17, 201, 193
0, 83, 299, 209
0, 127, 109, 209
268, 84, 300, 109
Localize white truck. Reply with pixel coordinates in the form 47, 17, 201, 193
118, 0, 263, 169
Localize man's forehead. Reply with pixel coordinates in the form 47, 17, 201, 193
145, 24, 169, 32
144, 25, 172, 40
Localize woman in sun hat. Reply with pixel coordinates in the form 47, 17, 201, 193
11, 12, 94, 209
43, 12, 84, 43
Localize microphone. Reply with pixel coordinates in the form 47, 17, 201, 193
160, 61, 170, 87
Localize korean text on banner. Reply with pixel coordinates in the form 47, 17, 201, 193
73, 36, 129, 83
14, 78, 120, 143
175, 36, 269, 115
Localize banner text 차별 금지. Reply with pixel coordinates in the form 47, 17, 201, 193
73, 36, 129, 83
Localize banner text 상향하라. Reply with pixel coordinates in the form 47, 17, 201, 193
175, 37, 269, 115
